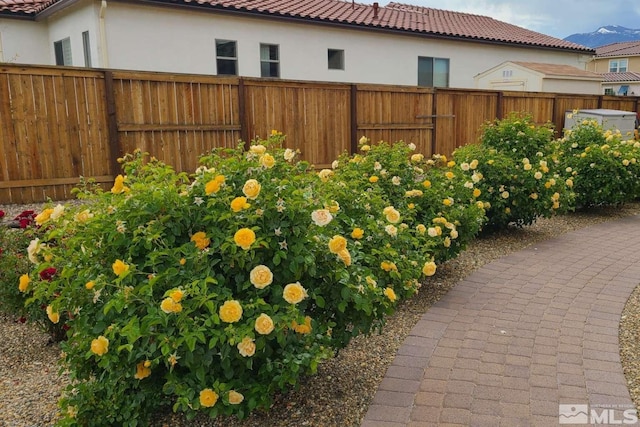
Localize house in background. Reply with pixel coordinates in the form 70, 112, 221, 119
587, 41, 640, 95
474, 61, 603, 94
0, 0, 595, 89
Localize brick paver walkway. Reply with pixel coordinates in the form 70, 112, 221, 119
362, 214, 640, 426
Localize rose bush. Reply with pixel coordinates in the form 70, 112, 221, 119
454, 114, 573, 230
22, 135, 455, 425
551, 117, 640, 207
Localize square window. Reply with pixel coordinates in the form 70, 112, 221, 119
328, 49, 344, 70
418, 56, 449, 88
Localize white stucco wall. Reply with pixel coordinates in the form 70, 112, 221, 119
99, 1, 590, 89
0, 19, 49, 64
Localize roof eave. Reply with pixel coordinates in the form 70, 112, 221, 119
0, 11, 37, 20
35, 0, 83, 21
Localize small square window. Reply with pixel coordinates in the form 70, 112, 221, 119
328, 49, 344, 70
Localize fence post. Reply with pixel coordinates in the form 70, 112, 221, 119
496, 91, 503, 120
104, 70, 120, 176
350, 84, 358, 155
431, 88, 437, 156
238, 77, 249, 146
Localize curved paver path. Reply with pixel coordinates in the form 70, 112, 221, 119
362, 214, 640, 427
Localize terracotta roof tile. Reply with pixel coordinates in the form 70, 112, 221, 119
511, 61, 602, 79
0, 0, 56, 14
601, 72, 640, 83
0, 0, 594, 53
596, 41, 640, 57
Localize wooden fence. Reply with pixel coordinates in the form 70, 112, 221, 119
1, 63, 639, 204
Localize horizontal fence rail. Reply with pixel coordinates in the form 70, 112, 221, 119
1, 63, 639, 204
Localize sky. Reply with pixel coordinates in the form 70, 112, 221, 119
360, 0, 640, 39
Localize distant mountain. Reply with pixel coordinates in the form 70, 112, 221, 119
564, 25, 640, 48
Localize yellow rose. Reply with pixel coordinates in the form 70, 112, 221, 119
381, 261, 397, 272
110, 175, 129, 194
112, 259, 130, 276
90, 335, 109, 356
473, 188, 481, 198
74, 209, 93, 223
351, 228, 364, 239
338, 249, 352, 266
179, 258, 186, 266
445, 171, 455, 179
234, 228, 256, 250
447, 160, 456, 168
328, 235, 347, 254
191, 231, 210, 250
219, 300, 243, 323
228, 390, 244, 405
411, 153, 424, 163
361, 144, 371, 152
160, 297, 183, 314
311, 209, 333, 226
255, 313, 275, 335
18, 274, 30, 293
199, 388, 218, 408
205, 179, 222, 195
242, 179, 261, 200
259, 153, 276, 168
250, 265, 273, 289
416, 224, 426, 234
283, 282, 308, 304
384, 287, 397, 302
237, 336, 256, 357
443, 198, 453, 206
249, 144, 266, 154
35, 208, 54, 225
134, 361, 151, 380
169, 289, 183, 302
230, 196, 251, 213
384, 207, 401, 224
422, 180, 431, 188
292, 316, 313, 334
422, 261, 437, 276
46, 305, 60, 324
85, 281, 95, 290
369, 176, 379, 183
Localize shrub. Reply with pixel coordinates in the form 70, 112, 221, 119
453, 141, 573, 230
552, 118, 640, 207
480, 112, 555, 160
328, 140, 486, 264
23, 136, 445, 425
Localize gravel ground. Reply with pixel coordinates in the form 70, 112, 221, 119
2, 201, 640, 427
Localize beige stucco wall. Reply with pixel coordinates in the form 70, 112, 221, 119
542, 78, 601, 95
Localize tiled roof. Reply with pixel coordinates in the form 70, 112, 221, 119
511, 62, 602, 79
0, 0, 594, 53
0, 0, 55, 14
601, 72, 640, 83
596, 41, 640, 57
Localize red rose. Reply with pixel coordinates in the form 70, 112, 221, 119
39, 267, 57, 281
